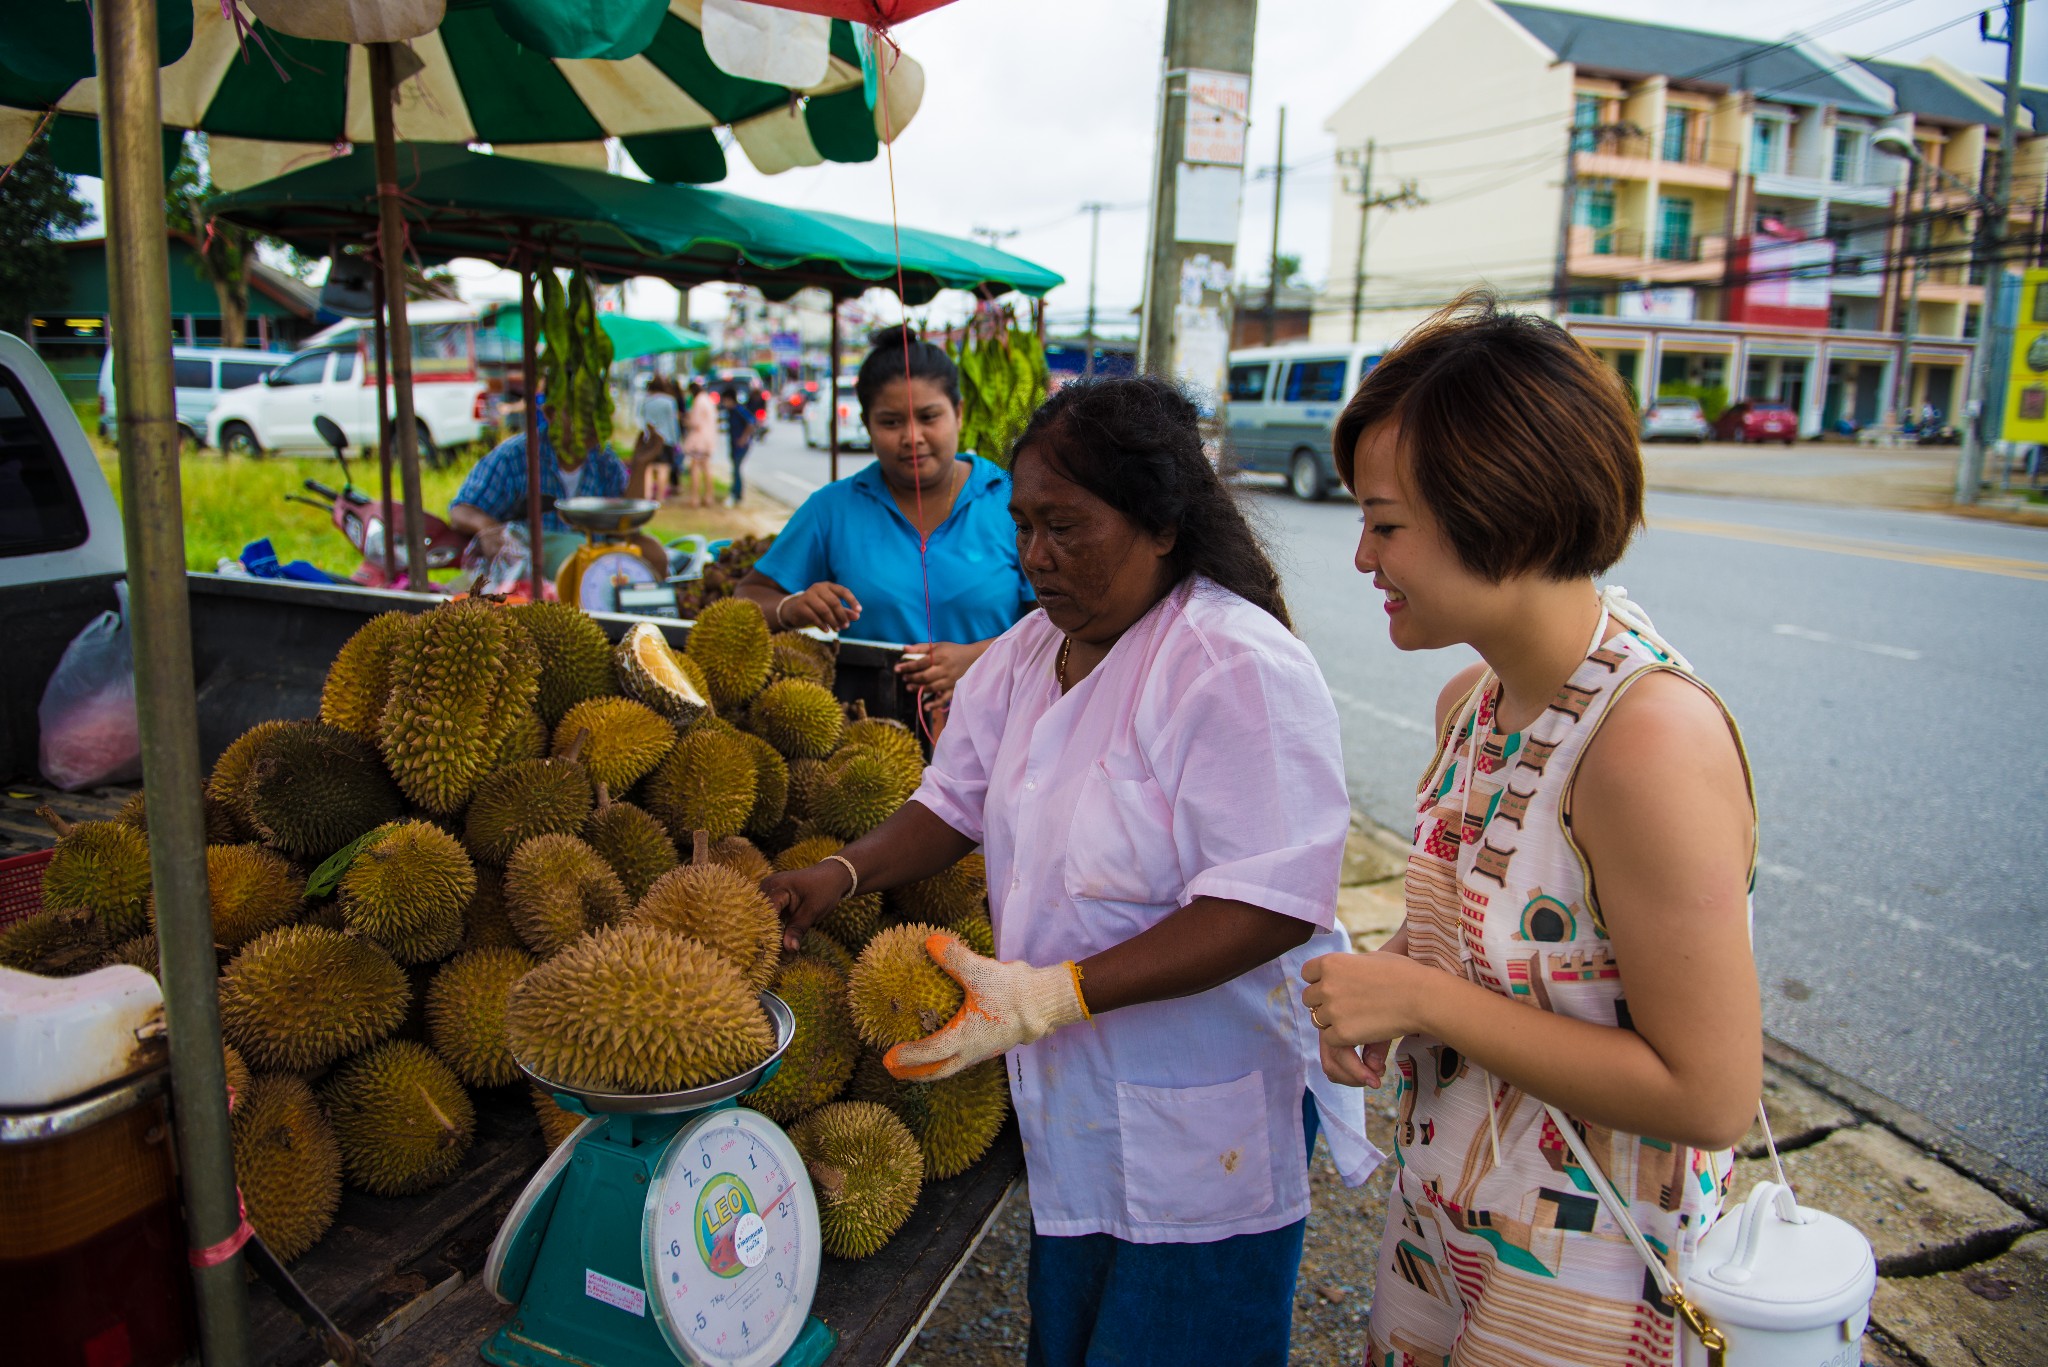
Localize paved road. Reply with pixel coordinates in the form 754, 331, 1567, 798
746, 423, 2048, 1181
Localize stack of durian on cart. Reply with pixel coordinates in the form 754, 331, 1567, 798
0, 597, 1004, 1264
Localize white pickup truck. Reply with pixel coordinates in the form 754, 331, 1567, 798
205, 301, 495, 464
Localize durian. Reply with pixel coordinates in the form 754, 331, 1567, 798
199, 844, 304, 950
503, 834, 626, 956
461, 867, 523, 951
554, 697, 674, 792
639, 727, 757, 843
513, 601, 617, 725
338, 821, 474, 964
848, 924, 962, 1048
0, 906, 111, 976
426, 946, 536, 1087
790, 928, 855, 977
37, 809, 152, 942
494, 709, 550, 767
218, 925, 409, 1073
812, 746, 919, 842
685, 598, 772, 710
222, 1043, 253, 1100
319, 611, 411, 741
207, 720, 294, 827
843, 710, 925, 783
955, 912, 995, 958
112, 932, 160, 977
776, 836, 885, 947
791, 1102, 923, 1259
629, 838, 781, 990
785, 757, 826, 822
531, 1084, 587, 1151
707, 835, 774, 886
748, 679, 845, 760
739, 732, 790, 840
231, 1074, 341, 1262
505, 923, 773, 1092
769, 630, 836, 689
242, 722, 405, 860
614, 621, 709, 726
582, 784, 677, 902
850, 1053, 1008, 1180
322, 1041, 475, 1196
463, 741, 594, 865
889, 853, 988, 929
379, 601, 541, 814
745, 957, 858, 1122
116, 789, 241, 844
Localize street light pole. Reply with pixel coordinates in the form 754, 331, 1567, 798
1264, 106, 1286, 346
1346, 138, 1374, 344
1888, 161, 1926, 439
1081, 201, 1107, 376
1958, 0, 2026, 504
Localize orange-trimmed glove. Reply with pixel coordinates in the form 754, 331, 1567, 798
883, 933, 1090, 1082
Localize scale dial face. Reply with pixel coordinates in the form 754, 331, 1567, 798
574, 548, 660, 611
643, 1107, 821, 1367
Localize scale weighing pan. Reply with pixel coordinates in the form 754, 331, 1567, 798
516, 993, 796, 1115
556, 496, 660, 536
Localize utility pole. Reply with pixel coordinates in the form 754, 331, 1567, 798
971, 225, 1018, 250
1264, 106, 1286, 346
1958, 0, 2025, 504
1339, 141, 1425, 343
1888, 162, 1929, 437
1081, 201, 1107, 376
1138, 0, 1257, 397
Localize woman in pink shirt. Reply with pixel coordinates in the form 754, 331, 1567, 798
679, 375, 720, 508
765, 376, 1375, 1367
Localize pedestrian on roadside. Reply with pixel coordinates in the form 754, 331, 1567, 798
763, 375, 1379, 1367
1301, 292, 1761, 1365
681, 376, 718, 508
723, 380, 757, 506
636, 373, 680, 503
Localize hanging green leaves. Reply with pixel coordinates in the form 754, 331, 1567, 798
955, 307, 1049, 469
537, 264, 616, 463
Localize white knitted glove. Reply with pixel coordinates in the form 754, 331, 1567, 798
883, 932, 1089, 1082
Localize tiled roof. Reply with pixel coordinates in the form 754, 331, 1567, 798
1987, 80, 2048, 133
1861, 59, 2001, 126
1498, 3, 1892, 116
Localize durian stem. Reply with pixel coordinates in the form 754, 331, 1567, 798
560, 727, 590, 765
691, 830, 709, 865
805, 1158, 846, 1200
594, 780, 613, 813
36, 806, 74, 839
415, 1082, 460, 1148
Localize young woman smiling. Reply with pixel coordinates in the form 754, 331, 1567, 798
1299, 294, 1761, 1365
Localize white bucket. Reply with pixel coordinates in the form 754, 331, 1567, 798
1682, 1181, 1875, 1366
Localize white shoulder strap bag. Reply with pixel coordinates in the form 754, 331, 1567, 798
1543, 1100, 1876, 1366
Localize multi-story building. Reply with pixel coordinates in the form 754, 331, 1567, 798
1318, 0, 2043, 437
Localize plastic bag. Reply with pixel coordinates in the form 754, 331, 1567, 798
37, 580, 141, 791
459, 522, 555, 602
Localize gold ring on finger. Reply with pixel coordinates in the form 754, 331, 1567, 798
1310, 1005, 1328, 1030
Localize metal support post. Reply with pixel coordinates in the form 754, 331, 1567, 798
1958, 0, 2026, 504
521, 260, 545, 602
1081, 201, 1106, 376
369, 42, 429, 584
828, 303, 842, 482
93, 0, 253, 1361
1264, 106, 1286, 346
371, 263, 396, 584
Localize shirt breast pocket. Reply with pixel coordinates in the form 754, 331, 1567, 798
1062, 762, 1182, 906
1116, 1072, 1276, 1225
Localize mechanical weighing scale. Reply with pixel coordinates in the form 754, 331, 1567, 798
553, 497, 670, 613
483, 993, 837, 1367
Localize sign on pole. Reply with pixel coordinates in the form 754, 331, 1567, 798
1183, 69, 1249, 166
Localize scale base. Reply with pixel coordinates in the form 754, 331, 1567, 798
483, 1312, 834, 1367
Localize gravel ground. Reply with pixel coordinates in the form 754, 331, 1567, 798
905, 1082, 1401, 1366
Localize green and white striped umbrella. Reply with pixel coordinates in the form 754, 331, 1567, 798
0, 0, 923, 191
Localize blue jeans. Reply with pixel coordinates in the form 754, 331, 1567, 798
1024, 1095, 1318, 1367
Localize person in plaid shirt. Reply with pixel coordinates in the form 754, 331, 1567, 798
450, 411, 667, 577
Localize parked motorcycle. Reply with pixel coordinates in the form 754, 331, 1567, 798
281, 415, 469, 590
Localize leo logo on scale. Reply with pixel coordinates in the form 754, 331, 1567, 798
695, 1173, 767, 1278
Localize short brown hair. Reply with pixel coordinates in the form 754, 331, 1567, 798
1332, 291, 1643, 581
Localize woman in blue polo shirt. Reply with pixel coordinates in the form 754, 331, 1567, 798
736, 327, 1035, 703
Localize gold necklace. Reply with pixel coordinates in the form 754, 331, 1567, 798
1056, 636, 1073, 690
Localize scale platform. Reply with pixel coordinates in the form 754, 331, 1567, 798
483, 995, 836, 1367
556, 497, 660, 538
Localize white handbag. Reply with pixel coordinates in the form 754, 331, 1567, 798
1544, 1101, 1876, 1366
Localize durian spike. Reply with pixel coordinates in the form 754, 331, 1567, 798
560, 727, 590, 764
416, 1081, 461, 1149
36, 806, 74, 838
691, 830, 710, 865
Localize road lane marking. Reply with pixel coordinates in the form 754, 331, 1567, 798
1771, 624, 1922, 660
1328, 687, 1432, 737
1758, 861, 2033, 975
771, 472, 821, 495
1648, 514, 2048, 582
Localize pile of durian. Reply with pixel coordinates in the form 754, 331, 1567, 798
0, 596, 1004, 1265
673, 533, 774, 621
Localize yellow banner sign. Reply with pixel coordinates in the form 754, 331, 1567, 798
2003, 268, 2048, 444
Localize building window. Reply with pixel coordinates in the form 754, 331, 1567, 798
1662, 108, 1693, 162
1573, 93, 1603, 152
1751, 117, 1786, 174
1831, 127, 1865, 183
1964, 304, 1982, 338
1566, 291, 1607, 315
1575, 186, 1616, 253
1656, 196, 1694, 261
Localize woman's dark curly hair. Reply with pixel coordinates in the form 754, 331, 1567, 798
856, 324, 960, 414
1010, 375, 1291, 629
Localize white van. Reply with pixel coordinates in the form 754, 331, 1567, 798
98, 345, 282, 447
1224, 341, 1391, 500
205, 301, 493, 463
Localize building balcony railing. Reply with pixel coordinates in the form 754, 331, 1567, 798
1566, 226, 1727, 281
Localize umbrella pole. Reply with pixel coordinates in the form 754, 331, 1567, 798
829, 301, 841, 482
372, 261, 397, 584
369, 41, 430, 587
93, 1, 254, 1362
521, 257, 545, 602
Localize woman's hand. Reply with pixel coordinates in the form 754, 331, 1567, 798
1319, 1034, 1392, 1089
894, 640, 977, 701
778, 581, 861, 632
759, 860, 855, 950
1301, 949, 1435, 1053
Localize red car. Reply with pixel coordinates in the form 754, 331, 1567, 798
1716, 401, 1798, 444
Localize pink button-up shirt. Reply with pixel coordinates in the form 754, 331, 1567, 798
913, 578, 1380, 1243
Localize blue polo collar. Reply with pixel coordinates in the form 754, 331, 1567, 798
850, 453, 1006, 523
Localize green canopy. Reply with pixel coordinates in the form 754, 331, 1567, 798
209, 143, 1064, 303
488, 306, 708, 360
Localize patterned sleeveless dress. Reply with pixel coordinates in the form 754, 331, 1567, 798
1364, 619, 1754, 1367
